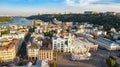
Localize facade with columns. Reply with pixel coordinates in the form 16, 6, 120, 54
52, 33, 98, 53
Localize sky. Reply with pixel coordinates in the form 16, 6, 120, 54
0, 0, 120, 16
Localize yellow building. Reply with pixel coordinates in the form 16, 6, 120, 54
38, 49, 53, 61
65, 22, 73, 27
0, 39, 19, 62
32, 20, 43, 26
0, 46, 16, 62
2, 41, 10, 47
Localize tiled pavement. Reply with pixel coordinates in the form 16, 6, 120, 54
56, 49, 118, 67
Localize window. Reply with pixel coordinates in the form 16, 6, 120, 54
61, 44, 63, 47
54, 46, 56, 48
54, 44, 56, 46
54, 41, 56, 44
47, 53, 49, 58
65, 41, 68, 45
61, 41, 63, 44
58, 43, 60, 47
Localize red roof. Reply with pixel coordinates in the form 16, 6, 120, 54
0, 38, 19, 50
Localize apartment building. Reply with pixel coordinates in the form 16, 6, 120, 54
0, 39, 19, 62
38, 49, 53, 61
27, 36, 54, 61
27, 42, 39, 60
52, 33, 73, 52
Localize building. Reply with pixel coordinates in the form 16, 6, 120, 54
32, 20, 43, 26
27, 42, 39, 60
95, 38, 120, 50
84, 11, 98, 14
69, 37, 98, 60
93, 30, 107, 36
53, 18, 62, 25
71, 37, 98, 52
71, 45, 91, 60
0, 39, 19, 62
27, 35, 53, 61
52, 33, 72, 52
116, 40, 120, 47
117, 12, 120, 16
110, 27, 116, 33
0, 25, 28, 42
112, 33, 120, 40
65, 22, 73, 27
70, 37, 96, 60
9, 25, 18, 30
104, 12, 117, 15
52, 33, 97, 52
12, 60, 49, 67
0, 26, 28, 62
38, 49, 53, 61
35, 26, 43, 34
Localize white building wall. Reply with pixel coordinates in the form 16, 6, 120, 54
52, 34, 73, 52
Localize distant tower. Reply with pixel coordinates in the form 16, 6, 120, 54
38, 13, 40, 15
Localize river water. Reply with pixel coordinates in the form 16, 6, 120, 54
0, 18, 31, 26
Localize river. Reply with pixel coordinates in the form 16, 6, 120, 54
0, 18, 31, 26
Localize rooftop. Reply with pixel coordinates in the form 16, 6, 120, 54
95, 38, 115, 46
0, 38, 19, 51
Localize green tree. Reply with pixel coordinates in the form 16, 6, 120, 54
1, 30, 10, 34
50, 62, 58, 67
27, 14, 120, 32
106, 56, 117, 67
43, 30, 56, 37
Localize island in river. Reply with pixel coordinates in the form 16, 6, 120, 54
0, 17, 12, 23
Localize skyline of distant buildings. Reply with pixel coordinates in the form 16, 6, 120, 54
0, 0, 120, 16
1, 11, 120, 17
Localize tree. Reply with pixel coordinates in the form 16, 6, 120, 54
43, 30, 56, 37
0, 58, 2, 63
27, 14, 120, 32
1, 30, 10, 34
50, 62, 58, 67
106, 56, 117, 67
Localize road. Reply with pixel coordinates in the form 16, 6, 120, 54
18, 33, 31, 59
57, 49, 111, 67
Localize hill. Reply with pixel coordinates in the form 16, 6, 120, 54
27, 14, 120, 31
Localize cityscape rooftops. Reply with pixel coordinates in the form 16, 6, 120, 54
95, 38, 118, 46
28, 42, 39, 49
0, 38, 19, 50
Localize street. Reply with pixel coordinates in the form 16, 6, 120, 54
56, 49, 117, 67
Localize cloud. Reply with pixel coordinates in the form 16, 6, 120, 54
65, 0, 120, 12
66, 0, 100, 6
65, 0, 119, 6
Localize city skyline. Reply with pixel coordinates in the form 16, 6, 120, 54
0, 0, 120, 16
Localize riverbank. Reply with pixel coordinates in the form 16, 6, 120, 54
0, 17, 31, 26
0, 17, 12, 24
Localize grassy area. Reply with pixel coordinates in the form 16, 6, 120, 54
1, 30, 10, 35
50, 62, 58, 67
0, 17, 12, 23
